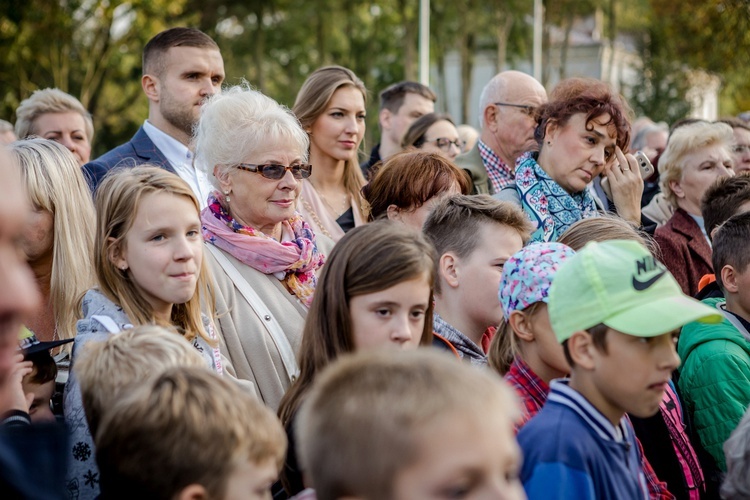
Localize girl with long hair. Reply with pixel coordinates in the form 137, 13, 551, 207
276, 221, 437, 496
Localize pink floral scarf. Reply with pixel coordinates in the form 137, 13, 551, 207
201, 193, 324, 307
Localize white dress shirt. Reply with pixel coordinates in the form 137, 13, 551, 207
142, 120, 214, 208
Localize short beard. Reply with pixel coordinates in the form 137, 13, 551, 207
160, 91, 198, 139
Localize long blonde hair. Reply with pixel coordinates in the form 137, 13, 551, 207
10, 138, 95, 343
293, 66, 368, 217
94, 166, 215, 344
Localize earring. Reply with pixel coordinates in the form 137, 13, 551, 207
120, 265, 127, 271
224, 190, 230, 204
546, 141, 551, 145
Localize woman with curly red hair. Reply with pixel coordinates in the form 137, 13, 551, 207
496, 78, 644, 243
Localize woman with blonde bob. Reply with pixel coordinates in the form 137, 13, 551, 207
64, 166, 223, 499
15, 88, 94, 166
9, 139, 95, 351
194, 85, 325, 411
294, 66, 368, 243
654, 121, 735, 295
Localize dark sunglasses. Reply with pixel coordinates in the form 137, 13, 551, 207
235, 163, 312, 180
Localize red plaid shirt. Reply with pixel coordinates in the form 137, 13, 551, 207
504, 357, 674, 499
504, 357, 549, 430
477, 139, 515, 193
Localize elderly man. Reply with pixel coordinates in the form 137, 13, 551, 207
455, 71, 547, 194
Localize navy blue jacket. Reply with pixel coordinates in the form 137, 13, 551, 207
0, 412, 68, 499
82, 126, 174, 193
518, 380, 649, 500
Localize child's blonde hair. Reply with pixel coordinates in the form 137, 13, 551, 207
95, 366, 286, 499
558, 214, 658, 255
75, 325, 206, 435
94, 166, 215, 343
297, 349, 519, 500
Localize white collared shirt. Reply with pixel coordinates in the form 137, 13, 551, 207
142, 120, 214, 208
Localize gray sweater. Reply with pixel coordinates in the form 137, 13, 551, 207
63, 289, 222, 500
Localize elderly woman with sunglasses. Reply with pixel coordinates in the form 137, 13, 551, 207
194, 86, 327, 410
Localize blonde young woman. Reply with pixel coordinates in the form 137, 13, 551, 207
293, 66, 368, 243
14, 88, 94, 166
9, 139, 95, 355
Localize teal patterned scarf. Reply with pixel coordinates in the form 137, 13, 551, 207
515, 152, 598, 243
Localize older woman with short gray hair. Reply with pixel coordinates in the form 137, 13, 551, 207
194, 85, 326, 410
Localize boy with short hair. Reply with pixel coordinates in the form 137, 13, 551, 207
423, 194, 533, 364
95, 366, 286, 499
519, 240, 721, 499
69, 325, 209, 499
696, 174, 750, 299
678, 212, 750, 471
296, 349, 524, 500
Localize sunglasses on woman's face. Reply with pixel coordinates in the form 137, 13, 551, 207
235, 163, 313, 180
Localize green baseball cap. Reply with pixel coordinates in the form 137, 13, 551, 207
548, 239, 723, 342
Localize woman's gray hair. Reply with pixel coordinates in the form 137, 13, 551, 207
193, 85, 309, 190
722, 408, 750, 499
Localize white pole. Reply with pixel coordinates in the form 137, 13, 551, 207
418, 0, 430, 85
533, 0, 543, 81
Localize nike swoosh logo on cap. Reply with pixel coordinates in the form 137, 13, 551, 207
632, 270, 666, 291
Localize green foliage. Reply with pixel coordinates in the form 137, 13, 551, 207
4, 0, 747, 154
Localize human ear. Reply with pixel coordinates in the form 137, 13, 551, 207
175, 484, 208, 500
213, 165, 232, 194
107, 237, 128, 272
567, 331, 596, 370
669, 179, 685, 199
544, 120, 560, 144
141, 74, 160, 103
439, 253, 460, 289
380, 108, 392, 131
509, 310, 536, 343
721, 265, 739, 294
484, 104, 499, 130
386, 204, 402, 222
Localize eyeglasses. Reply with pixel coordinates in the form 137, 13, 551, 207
430, 138, 462, 151
235, 163, 312, 180
494, 102, 537, 117
732, 144, 750, 154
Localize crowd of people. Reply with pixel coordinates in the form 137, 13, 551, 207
2, 25, 750, 500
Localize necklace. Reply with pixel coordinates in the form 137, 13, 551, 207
309, 181, 350, 218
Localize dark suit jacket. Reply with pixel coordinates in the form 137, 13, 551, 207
654, 208, 713, 297
453, 143, 492, 195
82, 126, 175, 193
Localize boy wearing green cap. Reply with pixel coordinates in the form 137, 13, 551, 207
518, 239, 721, 500
677, 212, 750, 472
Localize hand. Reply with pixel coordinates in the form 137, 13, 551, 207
605, 147, 644, 226
0, 354, 33, 415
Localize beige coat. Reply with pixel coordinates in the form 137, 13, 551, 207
206, 245, 309, 411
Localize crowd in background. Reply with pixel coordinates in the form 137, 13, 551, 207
1, 25, 750, 500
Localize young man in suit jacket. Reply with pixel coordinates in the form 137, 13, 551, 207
83, 27, 224, 208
